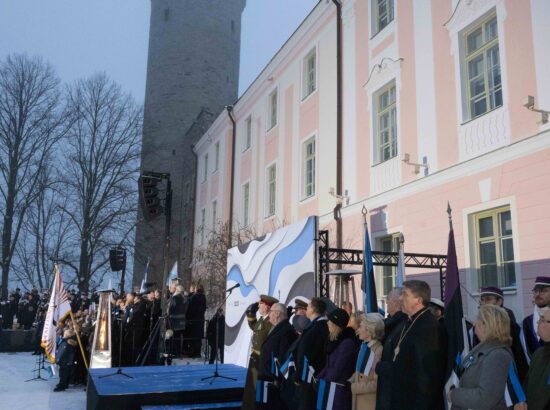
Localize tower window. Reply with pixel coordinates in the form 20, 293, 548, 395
231, 20, 235, 33
164, 8, 170, 22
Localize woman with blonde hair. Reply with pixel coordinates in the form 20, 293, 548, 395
350, 313, 384, 410
448, 304, 514, 410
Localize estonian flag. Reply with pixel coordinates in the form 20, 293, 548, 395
361, 219, 378, 313
443, 212, 470, 406
301, 355, 315, 383
356, 342, 376, 376
279, 353, 295, 380
255, 380, 270, 404
139, 259, 150, 294
504, 362, 526, 406
316, 379, 337, 410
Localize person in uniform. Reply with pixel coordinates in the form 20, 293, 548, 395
293, 299, 308, 316
521, 276, 550, 362
242, 294, 278, 410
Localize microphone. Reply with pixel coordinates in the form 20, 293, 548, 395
226, 283, 240, 293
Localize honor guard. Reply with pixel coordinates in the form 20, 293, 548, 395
242, 294, 278, 410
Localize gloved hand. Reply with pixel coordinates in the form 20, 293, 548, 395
246, 302, 259, 317
286, 305, 294, 318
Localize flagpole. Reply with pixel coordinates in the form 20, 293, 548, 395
362, 205, 368, 312
69, 310, 89, 369
447, 201, 453, 230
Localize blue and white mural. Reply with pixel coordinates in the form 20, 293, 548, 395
225, 216, 317, 366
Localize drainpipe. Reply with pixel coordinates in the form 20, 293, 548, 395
332, 0, 343, 252
226, 105, 237, 248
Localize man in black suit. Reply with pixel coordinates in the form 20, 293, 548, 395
293, 297, 329, 410
385, 280, 445, 410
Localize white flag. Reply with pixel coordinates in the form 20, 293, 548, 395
41, 265, 72, 363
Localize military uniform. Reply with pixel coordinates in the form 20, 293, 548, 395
242, 295, 278, 410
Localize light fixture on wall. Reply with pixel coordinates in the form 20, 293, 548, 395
328, 187, 349, 206
523, 95, 549, 124
402, 153, 429, 175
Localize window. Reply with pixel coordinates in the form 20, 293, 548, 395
243, 116, 252, 152
266, 164, 276, 217
378, 234, 401, 296
374, 82, 397, 164
211, 200, 217, 231
473, 207, 515, 289
214, 142, 220, 172
268, 90, 277, 130
464, 15, 502, 120
302, 137, 316, 199
202, 154, 208, 182
185, 182, 191, 202
302, 49, 316, 99
242, 182, 250, 227
200, 208, 206, 245
375, 0, 394, 34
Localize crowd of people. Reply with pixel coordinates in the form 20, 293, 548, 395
242, 276, 550, 410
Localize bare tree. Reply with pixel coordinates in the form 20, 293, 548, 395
58, 73, 142, 292
0, 54, 68, 299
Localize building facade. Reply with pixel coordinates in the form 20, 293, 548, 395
133, 0, 246, 288
193, 0, 550, 320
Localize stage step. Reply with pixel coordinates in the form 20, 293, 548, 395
142, 402, 242, 410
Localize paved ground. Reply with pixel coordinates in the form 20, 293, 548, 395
0, 352, 208, 409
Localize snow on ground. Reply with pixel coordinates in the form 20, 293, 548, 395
0, 352, 86, 410
0, 352, 208, 410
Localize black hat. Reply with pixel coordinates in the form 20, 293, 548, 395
480, 286, 503, 298
327, 308, 349, 329
534, 276, 550, 289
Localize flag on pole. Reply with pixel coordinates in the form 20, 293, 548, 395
41, 264, 72, 363
395, 234, 405, 287
443, 204, 470, 404
361, 215, 378, 313
139, 258, 150, 294
166, 261, 178, 285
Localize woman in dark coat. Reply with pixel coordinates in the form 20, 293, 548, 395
449, 304, 514, 410
316, 308, 358, 410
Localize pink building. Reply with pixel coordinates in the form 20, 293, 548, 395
193, 0, 550, 320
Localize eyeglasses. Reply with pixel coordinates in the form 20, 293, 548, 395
533, 288, 550, 295
538, 318, 550, 325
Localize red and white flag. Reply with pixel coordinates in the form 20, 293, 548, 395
41, 265, 72, 363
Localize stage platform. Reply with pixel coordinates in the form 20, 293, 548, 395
87, 364, 246, 410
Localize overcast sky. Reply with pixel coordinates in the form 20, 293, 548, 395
0, 0, 319, 103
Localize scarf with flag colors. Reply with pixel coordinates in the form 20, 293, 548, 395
41, 265, 72, 363
443, 216, 470, 406
361, 219, 378, 313
356, 342, 376, 376
316, 379, 337, 410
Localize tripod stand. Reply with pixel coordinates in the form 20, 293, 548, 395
99, 316, 133, 379
25, 351, 48, 382
201, 290, 236, 384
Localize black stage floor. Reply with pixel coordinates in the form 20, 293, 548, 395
87, 364, 246, 410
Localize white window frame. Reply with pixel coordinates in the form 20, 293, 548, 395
199, 208, 206, 245
211, 200, 217, 232
267, 88, 278, 132
214, 142, 220, 172
301, 135, 316, 200
373, 0, 394, 36
243, 116, 252, 152
461, 13, 502, 121
242, 181, 250, 227
373, 81, 398, 165
265, 163, 277, 218
302, 48, 317, 100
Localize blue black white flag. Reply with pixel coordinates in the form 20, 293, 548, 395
316, 379, 337, 410
255, 380, 270, 404
279, 353, 295, 380
139, 259, 150, 294
301, 355, 315, 383
361, 218, 378, 313
504, 362, 526, 406
356, 342, 376, 376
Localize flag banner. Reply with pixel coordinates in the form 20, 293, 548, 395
255, 380, 271, 404
504, 362, 526, 406
139, 259, 150, 294
356, 342, 376, 376
166, 261, 178, 285
316, 379, 337, 410
271, 353, 279, 378
395, 240, 405, 287
443, 221, 470, 407
301, 355, 315, 383
279, 353, 295, 379
41, 265, 72, 363
361, 220, 378, 313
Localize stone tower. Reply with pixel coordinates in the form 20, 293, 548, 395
133, 0, 245, 289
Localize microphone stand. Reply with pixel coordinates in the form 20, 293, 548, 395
99, 315, 133, 379
201, 288, 237, 384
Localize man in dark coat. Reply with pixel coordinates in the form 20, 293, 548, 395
293, 297, 329, 410
383, 280, 445, 410
167, 282, 189, 356
242, 294, 278, 410
126, 293, 147, 364
256, 303, 297, 410
206, 308, 225, 364
521, 276, 550, 362
376, 287, 407, 410
186, 283, 207, 357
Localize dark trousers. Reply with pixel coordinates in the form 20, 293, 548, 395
242, 353, 259, 410
208, 343, 224, 364
57, 365, 72, 389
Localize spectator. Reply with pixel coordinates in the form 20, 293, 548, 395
523, 308, 550, 410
